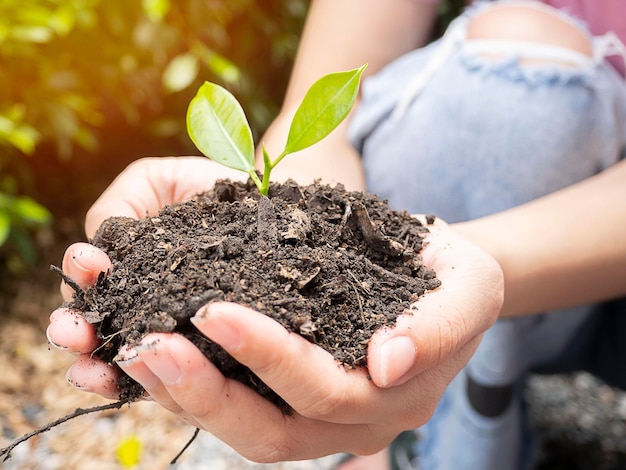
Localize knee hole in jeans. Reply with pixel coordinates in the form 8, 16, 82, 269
466, 2, 592, 67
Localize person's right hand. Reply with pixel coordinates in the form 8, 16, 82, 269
48, 156, 244, 397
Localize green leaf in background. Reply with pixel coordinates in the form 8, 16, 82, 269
192, 42, 241, 85
48, 5, 76, 36
162, 53, 199, 93
187, 81, 255, 173
284, 64, 366, 154
13, 196, 52, 225
0, 115, 41, 155
0, 210, 10, 246
10, 25, 53, 43
142, 0, 171, 22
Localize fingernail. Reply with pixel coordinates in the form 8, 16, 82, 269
192, 304, 241, 351
47, 310, 82, 353
378, 336, 417, 387
135, 341, 182, 385
65, 244, 98, 277
113, 345, 139, 365
46, 326, 71, 351
66, 366, 94, 392
63, 243, 111, 286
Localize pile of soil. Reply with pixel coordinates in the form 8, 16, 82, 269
65, 179, 440, 407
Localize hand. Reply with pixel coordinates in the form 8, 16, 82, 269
49, 211, 503, 461
83, 156, 243, 238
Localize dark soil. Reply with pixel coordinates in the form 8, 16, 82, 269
64, 179, 440, 408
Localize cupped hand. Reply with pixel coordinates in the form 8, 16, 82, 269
84, 156, 244, 238
108, 218, 503, 462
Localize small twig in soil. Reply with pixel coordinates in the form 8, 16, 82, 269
0, 399, 131, 462
346, 269, 366, 326
92, 327, 132, 359
339, 202, 352, 233
364, 257, 412, 285
50, 264, 85, 299
170, 427, 200, 465
350, 202, 404, 257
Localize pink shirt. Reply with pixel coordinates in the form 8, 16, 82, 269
545, 0, 626, 74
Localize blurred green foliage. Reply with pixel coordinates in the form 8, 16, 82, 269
0, 0, 307, 270
0, 0, 461, 272
1, 0, 307, 156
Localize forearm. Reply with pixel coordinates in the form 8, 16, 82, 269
455, 159, 626, 317
282, 0, 438, 109
261, 0, 439, 189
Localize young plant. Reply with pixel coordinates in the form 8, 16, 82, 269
186, 64, 367, 196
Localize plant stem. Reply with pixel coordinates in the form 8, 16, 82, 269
259, 145, 273, 196
248, 170, 263, 194
260, 149, 289, 196
271, 149, 290, 171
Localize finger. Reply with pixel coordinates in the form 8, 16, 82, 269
60, 242, 111, 301
115, 338, 187, 418
47, 308, 100, 353
66, 354, 120, 399
84, 157, 240, 237
191, 302, 427, 425
116, 333, 388, 462
390, 333, 483, 429
368, 221, 503, 387
189, 304, 478, 455
116, 333, 291, 446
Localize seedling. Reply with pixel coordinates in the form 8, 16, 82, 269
187, 64, 367, 196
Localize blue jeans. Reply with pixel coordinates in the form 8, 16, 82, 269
348, 4, 626, 470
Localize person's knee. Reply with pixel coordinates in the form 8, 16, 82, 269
466, 2, 592, 66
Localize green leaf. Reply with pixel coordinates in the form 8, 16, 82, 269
284, 64, 366, 154
142, 0, 171, 22
11, 227, 38, 266
162, 53, 199, 93
187, 81, 255, 173
48, 6, 76, 36
0, 210, 10, 247
13, 197, 51, 225
10, 25, 53, 43
202, 51, 240, 85
0, 115, 41, 155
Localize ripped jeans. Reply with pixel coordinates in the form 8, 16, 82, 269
348, 2, 626, 470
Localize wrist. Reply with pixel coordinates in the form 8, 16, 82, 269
452, 218, 519, 318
